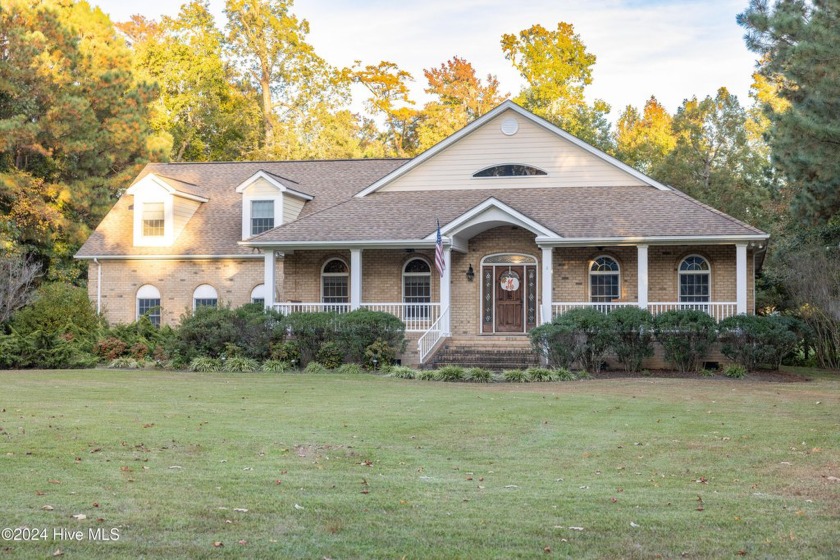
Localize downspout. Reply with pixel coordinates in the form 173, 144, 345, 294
94, 258, 102, 314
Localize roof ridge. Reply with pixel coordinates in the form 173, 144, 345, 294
666, 188, 767, 235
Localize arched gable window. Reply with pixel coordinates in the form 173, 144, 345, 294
321, 259, 349, 304
679, 255, 711, 303
473, 164, 547, 177
193, 284, 218, 309
403, 258, 431, 319
589, 256, 620, 303
251, 284, 266, 306
136, 284, 161, 326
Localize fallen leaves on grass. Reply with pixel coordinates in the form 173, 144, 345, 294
212, 541, 223, 548
71, 514, 86, 520
42, 505, 54, 511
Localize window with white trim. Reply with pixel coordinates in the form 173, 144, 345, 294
136, 284, 161, 326
473, 164, 547, 177
251, 200, 274, 236
679, 256, 710, 303
321, 259, 348, 304
193, 284, 218, 309
403, 258, 431, 319
251, 284, 266, 305
142, 202, 165, 237
589, 256, 620, 303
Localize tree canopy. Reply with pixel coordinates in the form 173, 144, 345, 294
738, 0, 840, 225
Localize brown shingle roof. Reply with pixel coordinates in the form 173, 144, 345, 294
249, 186, 766, 244
76, 159, 408, 257
77, 156, 767, 259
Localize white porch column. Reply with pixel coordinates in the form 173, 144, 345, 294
637, 244, 649, 309
263, 250, 275, 309
540, 246, 553, 324
350, 248, 362, 310
736, 243, 748, 315
440, 247, 452, 335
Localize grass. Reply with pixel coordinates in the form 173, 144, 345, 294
0, 367, 838, 559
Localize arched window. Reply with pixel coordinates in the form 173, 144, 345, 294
193, 284, 218, 309
473, 164, 547, 177
136, 284, 161, 327
321, 259, 349, 304
679, 256, 711, 303
589, 256, 620, 303
403, 258, 431, 319
250, 284, 266, 306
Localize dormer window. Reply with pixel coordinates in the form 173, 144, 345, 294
251, 200, 275, 235
473, 164, 547, 177
142, 202, 165, 237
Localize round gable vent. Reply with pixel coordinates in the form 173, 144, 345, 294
500, 117, 519, 136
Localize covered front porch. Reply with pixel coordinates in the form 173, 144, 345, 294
257, 233, 761, 366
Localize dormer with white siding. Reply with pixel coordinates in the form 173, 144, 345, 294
235, 170, 313, 240
126, 174, 208, 247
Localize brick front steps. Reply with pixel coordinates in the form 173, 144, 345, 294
427, 336, 540, 371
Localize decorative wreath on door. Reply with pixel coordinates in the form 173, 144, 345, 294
499, 271, 520, 292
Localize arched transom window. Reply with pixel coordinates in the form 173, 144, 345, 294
403, 258, 431, 318
193, 284, 218, 309
251, 284, 266, 305
589, 256, 620, 303
321, 259, 349, 304
679, 255, 711, 303
473, 164, 547, 177
136, 284, 161, 326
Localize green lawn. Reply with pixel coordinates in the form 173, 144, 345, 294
1, 369, 838, 559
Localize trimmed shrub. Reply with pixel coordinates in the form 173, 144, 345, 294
173, 304, 284, 362
529, 308, 611, 372
607, 307, 655, 372
336, 363, 364, 375
654, 310, 717, 373
526, 367, 555, 382
222, 356, 259, 373
304, 361, 329, 374
437, 365, 465, 382
389, 365, 418, 379
284, 312, 337, 365
12, 283, 102, 344
271, 340, 301, 365
94, 337, 128, 361
465, 367, 493, 383
0, 328, 97, 370
723, 364, 747, 379
316, 341, 344, 369
718, 314, 799, 371
189, 357, 222, 372
337, 309, 406, 364
503, 369, 528, 383
363, 338, 396, 370
261, 359, 290, 373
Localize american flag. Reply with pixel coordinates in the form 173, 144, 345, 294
434, 219, 445, 278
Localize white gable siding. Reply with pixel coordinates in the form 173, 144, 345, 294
283, 195, 305, 224
379, 109, 647, 192
173, 197, 201, 238
243, 178, 279, 197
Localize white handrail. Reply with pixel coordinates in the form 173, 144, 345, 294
418, 306, 449, 364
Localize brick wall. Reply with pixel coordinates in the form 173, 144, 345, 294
89, 258, 266, 326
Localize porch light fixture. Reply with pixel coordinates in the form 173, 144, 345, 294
466, 264, 475, 282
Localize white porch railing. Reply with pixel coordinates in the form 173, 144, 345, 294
646, 302, 738, 322
551, 302, 739, 322
272, 302, 440, 332
418, 306, 449, 364
361, 303, 441, 332
274, 302, 352, 315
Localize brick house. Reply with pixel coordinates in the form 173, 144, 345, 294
76, 101, 769, 366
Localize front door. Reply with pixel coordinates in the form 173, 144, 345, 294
495, 266, 524, 332
481, 257, 538, 334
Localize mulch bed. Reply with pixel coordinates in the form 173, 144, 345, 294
593, 369, 810, 383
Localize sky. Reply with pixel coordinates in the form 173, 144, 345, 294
91, 0, 759, 121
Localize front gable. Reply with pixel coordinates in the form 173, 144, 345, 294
235, 171, 314, 240
357, 101, 668, 196
126, 173, 207, 247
